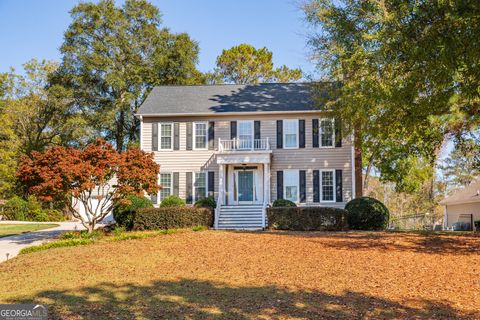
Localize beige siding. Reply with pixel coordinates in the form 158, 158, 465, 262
445, 203, 480, 228
141, 112, 353, 206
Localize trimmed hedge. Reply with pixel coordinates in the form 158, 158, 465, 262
267, 206, 348, 231
345, 197, 389, 230
113, 195, 154, 229
132, 207, 213, 230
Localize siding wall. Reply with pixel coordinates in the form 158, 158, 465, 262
445, 203, 480, 228
141, 112, 354, 207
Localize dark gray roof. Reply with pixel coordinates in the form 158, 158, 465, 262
137, 83, 319, 115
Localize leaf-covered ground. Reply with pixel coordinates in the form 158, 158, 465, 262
0, 230, 479, 319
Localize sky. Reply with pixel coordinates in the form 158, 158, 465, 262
0, 0, 316, 75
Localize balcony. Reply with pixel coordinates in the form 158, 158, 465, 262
218, 138, 270, 152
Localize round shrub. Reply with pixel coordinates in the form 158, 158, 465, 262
272, 199, 297, 207
113, 195, 154, 230
160, 195, 185, 207
345, 197, 389, 230
194, 196, 216, 210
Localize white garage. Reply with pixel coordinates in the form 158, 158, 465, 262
440, 179, 480, 231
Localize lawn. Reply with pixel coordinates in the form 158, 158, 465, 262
0, 223, 58, 238
0, 230, 479, 319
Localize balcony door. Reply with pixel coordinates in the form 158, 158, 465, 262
238, 121, 253, 150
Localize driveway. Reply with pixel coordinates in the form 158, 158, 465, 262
0, 221, 85, 263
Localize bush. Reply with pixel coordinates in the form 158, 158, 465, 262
267, 206, 348, 231
160, 195, 185, 207
272, 199, 297, 207
113, 195, 154, 229
345, 197, 389, 230
2, 196, 64, 222
475, 220, 480, 231
195, 196, 216, 209
132, 207, 212, 230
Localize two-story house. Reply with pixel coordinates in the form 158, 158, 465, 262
137, 83, 355, 230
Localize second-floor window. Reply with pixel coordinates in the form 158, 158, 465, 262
194, 122, 208, 149
283, 119, 298, 149
160, 123, 173, 150
320, 118, 334, 147
238, 121, 253, 149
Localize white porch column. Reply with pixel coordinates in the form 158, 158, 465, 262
215, 164, 225, 229
262, 162, 271, 229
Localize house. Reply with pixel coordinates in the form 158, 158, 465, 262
137, 83, 356, 230
440, 179, 480, 231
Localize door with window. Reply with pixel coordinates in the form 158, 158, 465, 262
233, 167, 257, 205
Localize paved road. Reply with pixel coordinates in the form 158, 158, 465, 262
0, 221, 86, 263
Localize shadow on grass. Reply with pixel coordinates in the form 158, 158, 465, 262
249, 230, 480, 256
12, 279, 476, 319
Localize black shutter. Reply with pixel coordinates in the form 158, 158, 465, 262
276, 120, 283, 149
230, 121, 237, 139
186, 172, 193, 204
186, 122, 192, 150
335, 118, 342, 147
299, 120, 305, 148
276, 171, 283, 200
208, 171, 215, 197
174, 123, 180, 150
208, 121, 215, 150
173, 172, 179, 196
336, 169, 343, 202
313, 170, 320, 202
300, 170, 306, 203
254, 121, 261, 140
312, 119, 319, 148
152, 123, 158, 151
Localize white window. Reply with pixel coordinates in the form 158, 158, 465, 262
238, 121, 253, 149
159, 123, 173, 150
159, 173, 172, 201
284, 170, 299, 203
283, 119, 299, 149
194, 172, 207, 201
320, 118, 334, 147
194, 122, 208, 150
321, 170, 335, 202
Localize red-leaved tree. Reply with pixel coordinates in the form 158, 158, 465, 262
17, 139, 159, 232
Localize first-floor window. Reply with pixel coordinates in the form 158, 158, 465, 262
321, 170, 335, 202
284, 170, 299, 202
159, 173, 172, 201
194, 172, 207, 201
160, 123, 173, 150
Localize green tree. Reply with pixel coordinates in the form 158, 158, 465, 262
215, 44, 302, 84
304, 0, 480, 193
57, 0, 203, 151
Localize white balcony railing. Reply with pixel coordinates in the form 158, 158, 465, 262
219, 138, 270, 152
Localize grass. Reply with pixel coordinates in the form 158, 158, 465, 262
0, 223, 58, 238
0, 230, 479, 319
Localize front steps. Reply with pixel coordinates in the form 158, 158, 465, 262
216, 205, 265, 230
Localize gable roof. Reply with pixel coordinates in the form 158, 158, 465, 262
440, 178, 480, 205
137, 83, 319, 116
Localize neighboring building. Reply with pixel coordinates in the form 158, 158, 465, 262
137, 83, 356, 230
440, 179, 480, 231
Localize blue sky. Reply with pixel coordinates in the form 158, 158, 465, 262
0, 0, 315, 75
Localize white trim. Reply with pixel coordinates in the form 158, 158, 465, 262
283, 119, 299, 149
158, 122, 174, 151
139, 115, 143, 150
193, 121, 208, 150
319, 118, 335, 148
351, 145, 356, 199
136, 110, 327, 118
193, 171, 208, 202
159, 172, 173, 203
283, 169, 300, 203
320, 169, 336, 203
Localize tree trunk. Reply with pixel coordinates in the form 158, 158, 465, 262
354, 124, 363, 198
